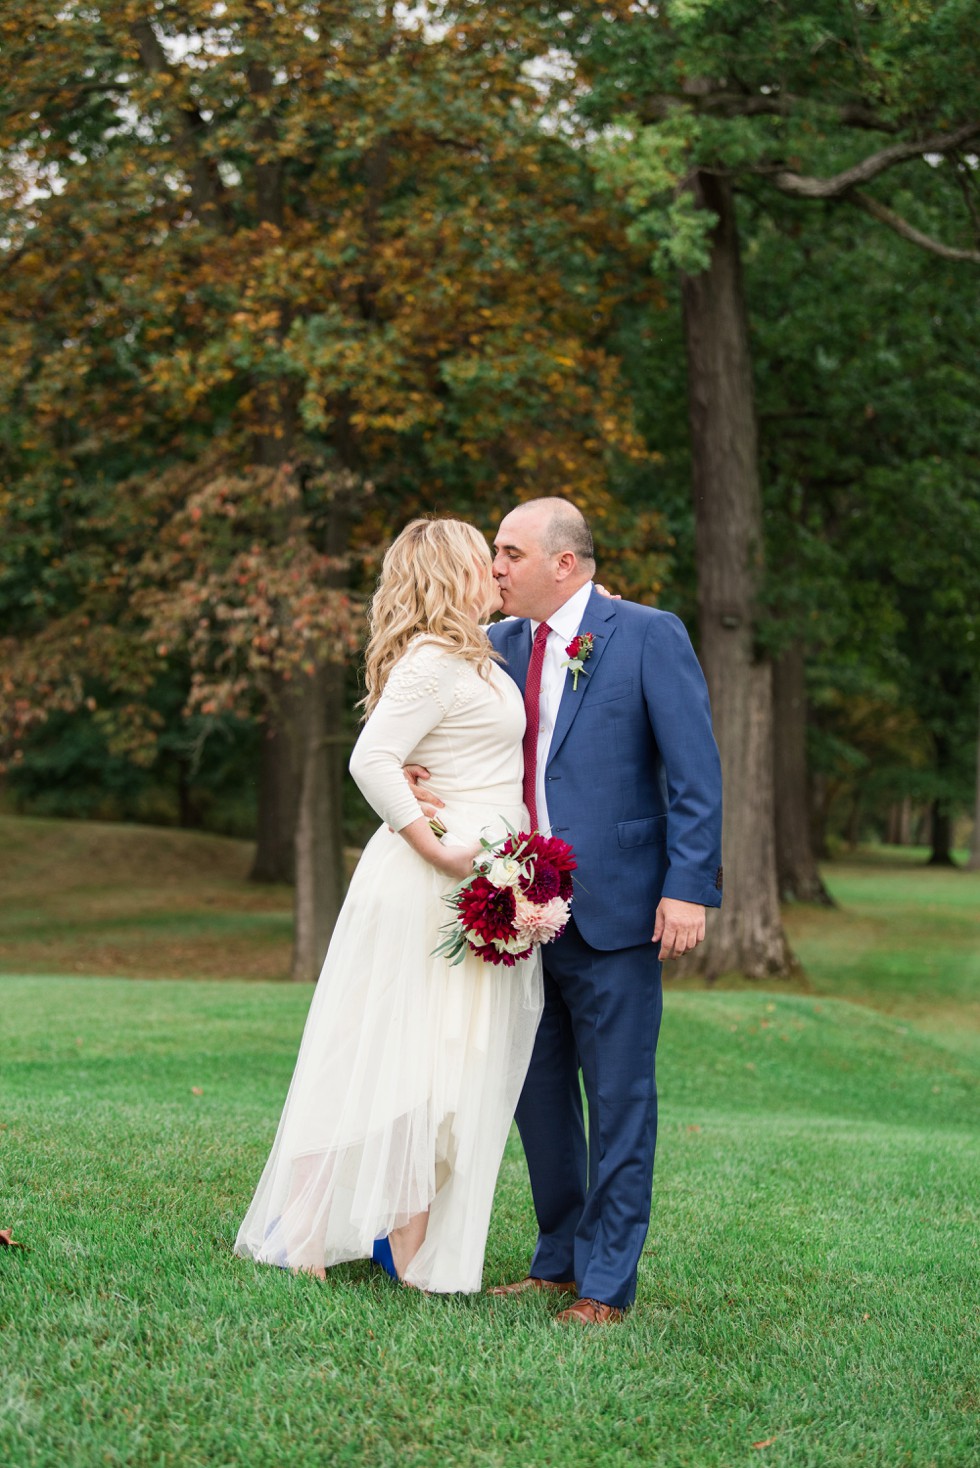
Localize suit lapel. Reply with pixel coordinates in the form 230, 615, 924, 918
547, 590, 618, 766
493, 618, 533, 691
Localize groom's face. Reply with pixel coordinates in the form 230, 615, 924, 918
492, 508, 562, 622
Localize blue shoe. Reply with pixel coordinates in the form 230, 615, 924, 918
263, 1216, 289, 1270
371, 1235, 398, 1280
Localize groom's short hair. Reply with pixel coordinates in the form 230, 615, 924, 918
523, 497, 595, 567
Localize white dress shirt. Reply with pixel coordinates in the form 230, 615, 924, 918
529, 580, 594, 835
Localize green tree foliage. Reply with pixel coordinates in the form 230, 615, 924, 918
563, 0, 979, 948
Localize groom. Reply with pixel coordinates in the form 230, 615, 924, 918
484, 497, 722, 1325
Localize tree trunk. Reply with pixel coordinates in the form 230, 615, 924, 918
679, 171, 794, 979
927, 797, 956, 867
969, 692, 980, 871
176, 759, 199, 830
250, 688, 300, 884
773, 640, 834, 904
845, 791, 863, 849
927, 732, 959, 867
290, 664, 346, 981
886, 796, 913, 846
810, 772, 832, 860
290, 491, 352, 981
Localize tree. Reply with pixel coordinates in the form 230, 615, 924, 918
563, 0, 979, 973
0, 1, 645, 976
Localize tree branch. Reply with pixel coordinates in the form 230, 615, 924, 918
640, 91, 900, 132
848, 190, 980, 264
129, 19, 231, 227
769, 121, 980, 198
953, 154, 980, 238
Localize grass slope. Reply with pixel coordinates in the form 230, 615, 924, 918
0, 814, 294, 981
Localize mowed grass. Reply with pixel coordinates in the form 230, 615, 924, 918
784, 852, 980, 1045
1, 819, 979, 1466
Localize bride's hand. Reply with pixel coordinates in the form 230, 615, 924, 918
436, 841, 482, 882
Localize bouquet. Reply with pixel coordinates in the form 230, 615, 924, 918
433, 825, 577, 967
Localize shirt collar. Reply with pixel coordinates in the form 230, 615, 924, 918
531, 581, 594, 643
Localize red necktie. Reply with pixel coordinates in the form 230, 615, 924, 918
522, 622, 551, 832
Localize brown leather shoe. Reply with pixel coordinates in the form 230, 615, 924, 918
554, 1297, 626, 1325
487, 1276, 576, 1297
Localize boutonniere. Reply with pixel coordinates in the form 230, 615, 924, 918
562, 633, 594, 691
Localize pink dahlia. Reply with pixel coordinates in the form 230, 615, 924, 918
514, 894, 571, 945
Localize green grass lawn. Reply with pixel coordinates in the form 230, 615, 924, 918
2, 820, 979, 1466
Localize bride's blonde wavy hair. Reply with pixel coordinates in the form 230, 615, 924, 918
360, 517, 501, 717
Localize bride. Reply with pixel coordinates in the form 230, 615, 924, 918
234, 517, 543, 1292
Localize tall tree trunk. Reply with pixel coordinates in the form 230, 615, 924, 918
927, 799, 955, 865
886, 795, 913, 846
773, 641, 834, 904
927, 734, 958, 867
176, 760, 199, 830
969, 693, 980, 871
679, 171, 794, 979
250, 685, 300, 884
290, 492, 351, 981
845, 791, 863, 849
810, 772, 832, 860
290, 664, 346, 982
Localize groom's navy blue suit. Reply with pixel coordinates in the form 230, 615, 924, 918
488, 587, 723, 1308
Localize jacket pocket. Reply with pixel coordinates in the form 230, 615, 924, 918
617, 814, 667, 849
583, 677, 633, 706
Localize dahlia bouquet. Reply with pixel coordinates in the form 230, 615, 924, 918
433, 824, 577, 967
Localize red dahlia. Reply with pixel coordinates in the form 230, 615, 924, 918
455, 876, 516, 945
522, 860, 560, 904
524, 833, 576, 900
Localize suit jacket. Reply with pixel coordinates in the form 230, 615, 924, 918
488, 588, 723, 951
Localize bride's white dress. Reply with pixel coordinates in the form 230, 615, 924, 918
234, 639, 543, 1293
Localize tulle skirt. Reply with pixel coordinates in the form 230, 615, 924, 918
234, 791, 543, 1293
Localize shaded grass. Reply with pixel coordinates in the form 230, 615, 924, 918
2, 976, 979, 1468
0, 814, 295, 981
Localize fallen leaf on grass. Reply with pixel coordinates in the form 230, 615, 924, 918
191, 1087, 204, 1096
752, 1438, 777, 1450
0, 1228, 27, 1251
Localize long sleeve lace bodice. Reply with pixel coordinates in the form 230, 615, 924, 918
349, 639, 526, 832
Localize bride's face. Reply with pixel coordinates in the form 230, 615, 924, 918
469, 555, 503, 620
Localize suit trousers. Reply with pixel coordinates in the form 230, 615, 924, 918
514, 916, 664, 1309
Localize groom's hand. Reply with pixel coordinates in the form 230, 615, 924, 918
404, 763, 445, 820
653, 898, 706, 959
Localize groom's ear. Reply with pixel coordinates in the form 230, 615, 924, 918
555, 551, 578, 581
